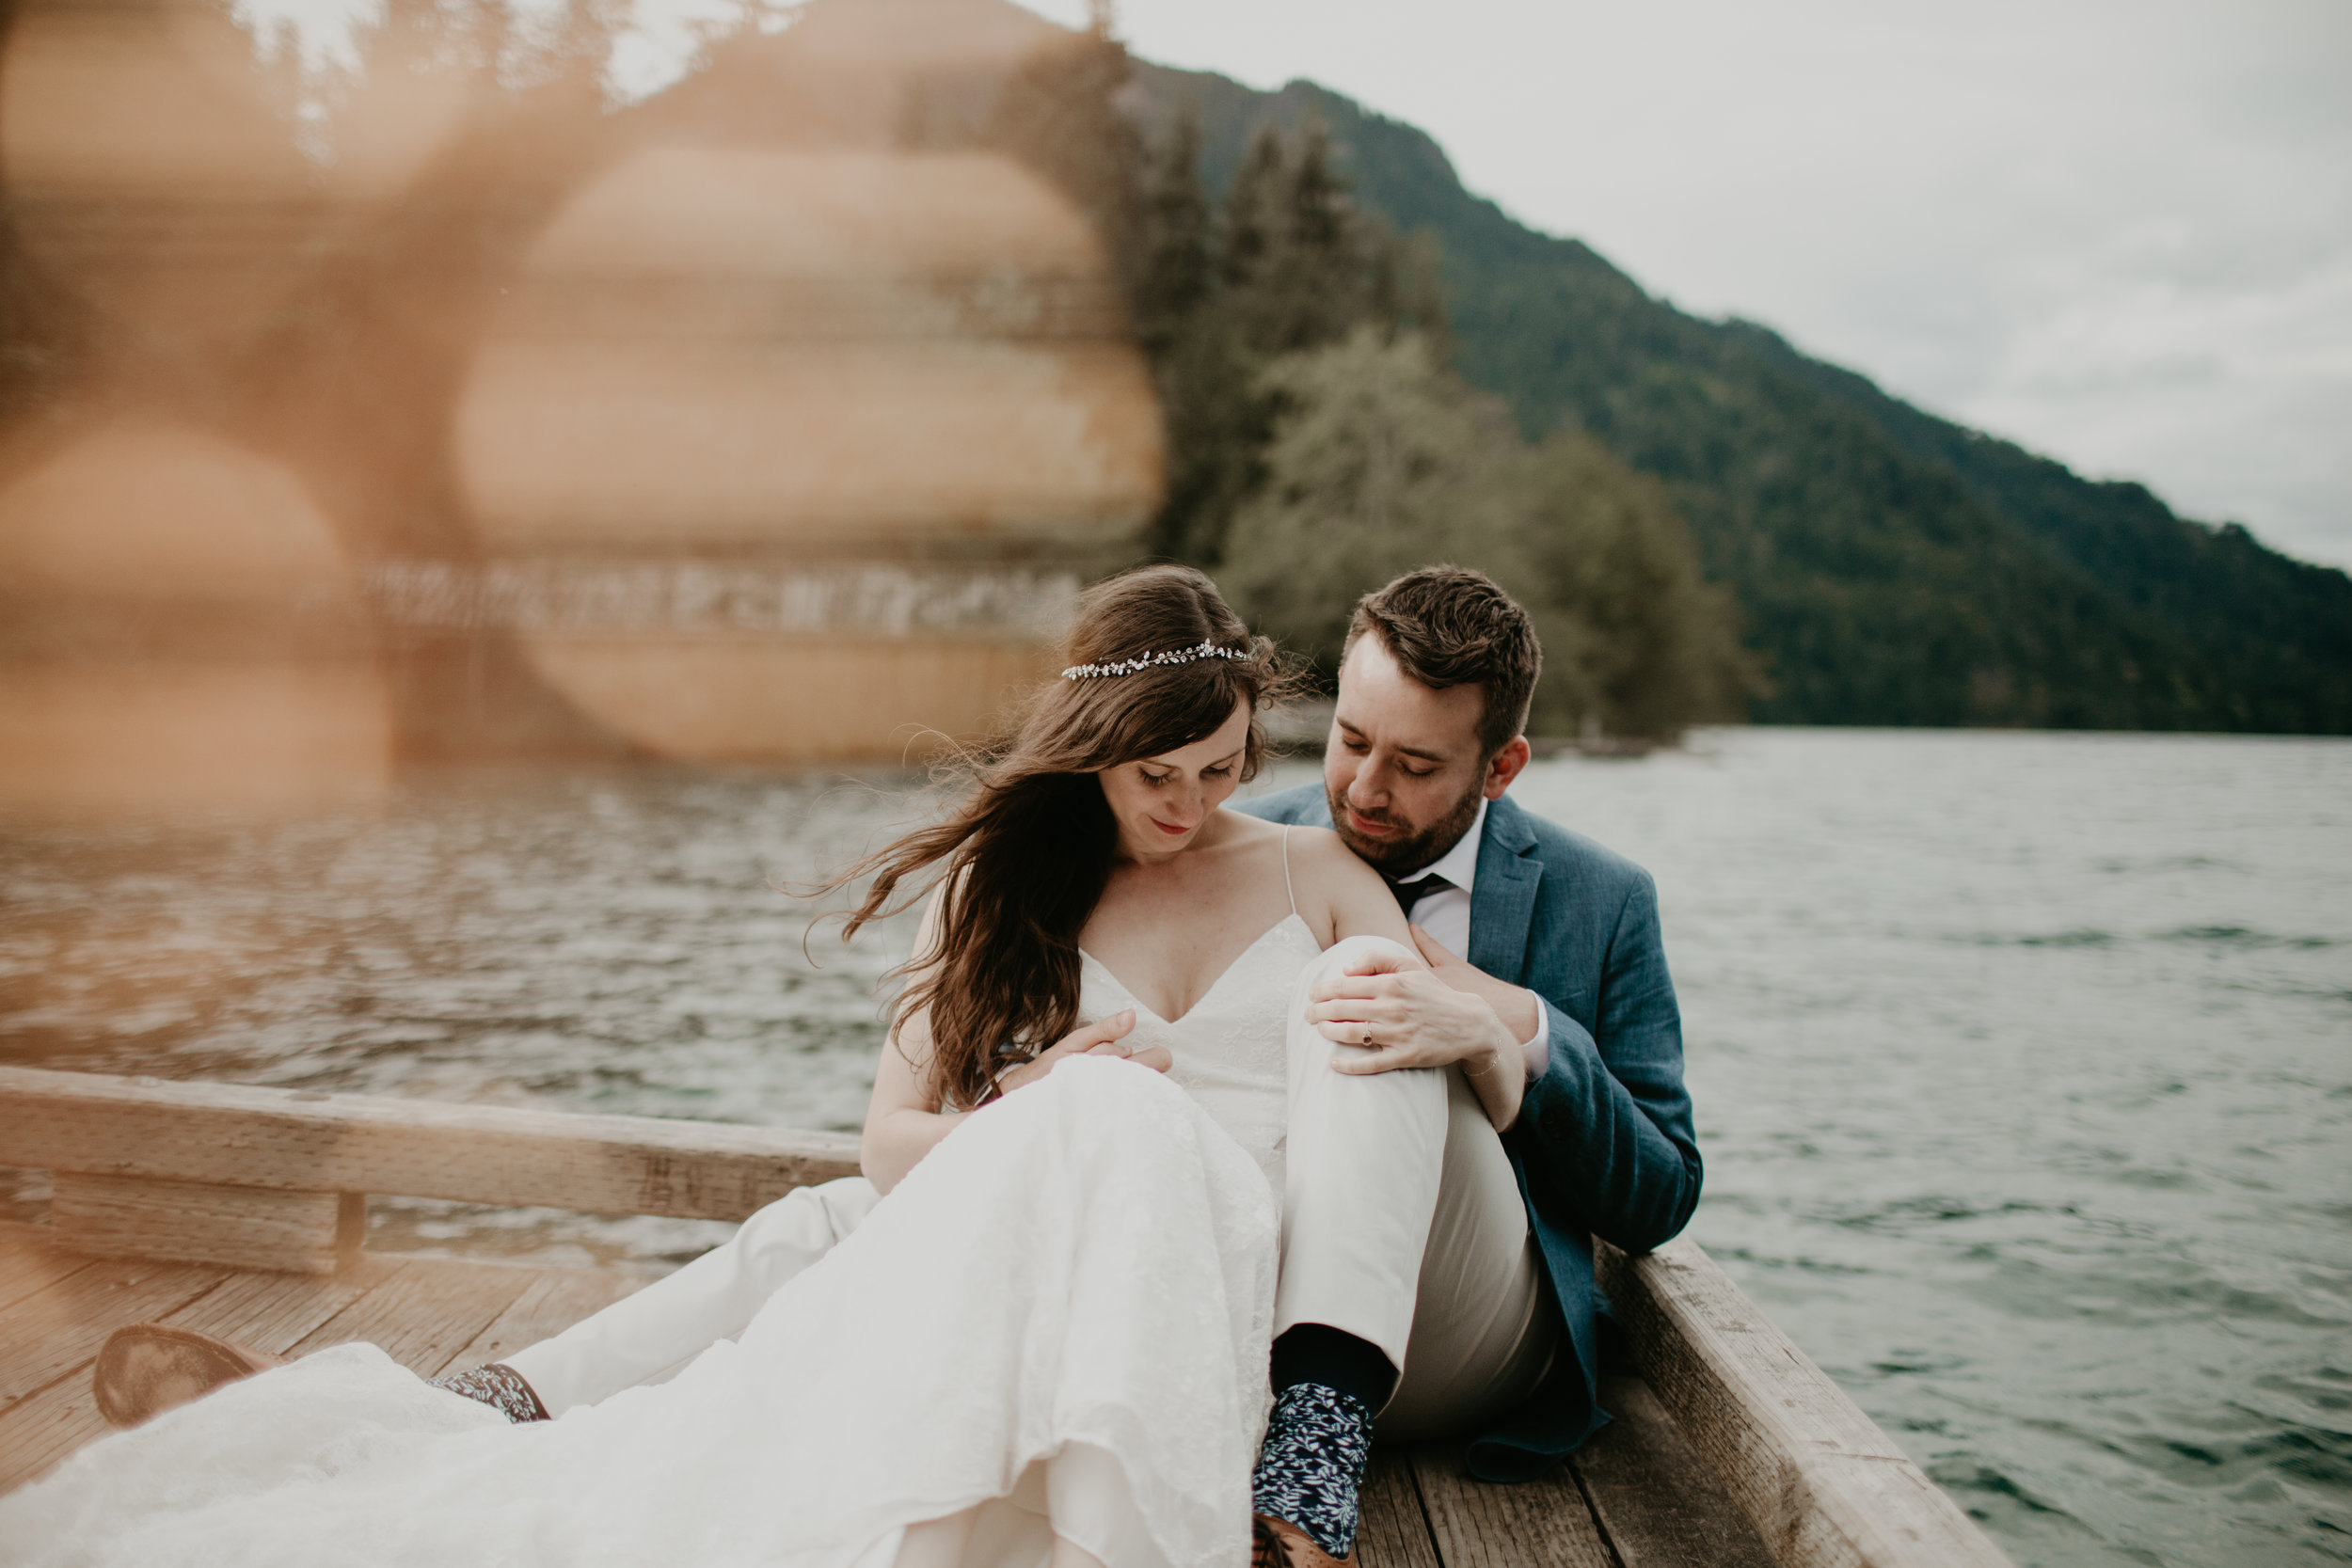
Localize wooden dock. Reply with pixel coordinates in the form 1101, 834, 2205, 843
0, 1221, 641, 1497
0, 1067, 2010, 1568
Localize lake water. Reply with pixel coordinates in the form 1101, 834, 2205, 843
2, 728, 2345, 1568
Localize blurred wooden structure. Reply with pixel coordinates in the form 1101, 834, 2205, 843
0, 1066, 2010, 1567
0, 0, 1156, 815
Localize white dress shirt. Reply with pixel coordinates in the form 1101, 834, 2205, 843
1391, 800, 1552, 1083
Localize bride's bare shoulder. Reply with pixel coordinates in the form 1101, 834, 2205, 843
1284, 827, 1403, 944
1276, 823, 1388, 899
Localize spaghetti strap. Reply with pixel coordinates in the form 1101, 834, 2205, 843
1281, 824, 1297, 917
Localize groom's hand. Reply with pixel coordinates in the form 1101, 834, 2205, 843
994, 1009, 1172, 1097
1406, 927, 1544, 1046
1307, 949, 1524, 1130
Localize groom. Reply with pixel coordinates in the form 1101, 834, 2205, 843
1232, 565, 1700, 1552
97, 566, 1699, 1565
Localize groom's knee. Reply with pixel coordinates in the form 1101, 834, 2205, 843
1290, 1027, 1445, 1163
1292, 936, 1446, 1105
1291, 934, 1423, 1074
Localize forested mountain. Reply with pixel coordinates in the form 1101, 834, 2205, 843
1125, 65, 2352, 733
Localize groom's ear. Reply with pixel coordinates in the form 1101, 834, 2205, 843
1483, 736, 1533, 799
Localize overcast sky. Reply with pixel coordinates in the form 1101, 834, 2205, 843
1020, 0, 2352, 570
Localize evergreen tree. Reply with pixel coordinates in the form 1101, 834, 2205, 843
1214, 115, 1397, 358
1130, 104, 1211, 356
1137, 112, 1446, 563
1491, 431, 1760, 736
979, 30, 1144, 278
1369, 228, 1452, 365
1220, 331, 1758, 739
1216, 127, 1284, 295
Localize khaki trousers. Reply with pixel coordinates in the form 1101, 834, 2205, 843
509, 934, 1554, 1438
1279, 935, 1556, 1437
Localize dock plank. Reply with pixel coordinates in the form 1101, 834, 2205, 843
0, 1247, 616, 1498
164, 1257, 403, 1353
444, 1267, 649, 1375
0, 1253, 226, 1405
0, 1380, 111, 1496
0, 1221, 103, 1318
1600, 1239, 2013, 1568
1409, 1445, 1618, 1568
0, 1066, 861, 1224
0, 1227, 224, 1494
0, 1255, 409, 1496
1573, 1375, 1777, 1568
289, 1256, 544, 1378
1357, 1448, 1442, 1568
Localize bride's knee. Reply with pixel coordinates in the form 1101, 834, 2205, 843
968, 1055, 1258, 1213
1007, 1051, 1191, 1131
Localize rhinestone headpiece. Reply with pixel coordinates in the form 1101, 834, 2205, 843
1060, 640, 1248, 681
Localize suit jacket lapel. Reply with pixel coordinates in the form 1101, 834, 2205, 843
1469, 796, 1541, 984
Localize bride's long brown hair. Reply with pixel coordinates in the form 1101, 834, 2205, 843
837, 565, 1300, 1110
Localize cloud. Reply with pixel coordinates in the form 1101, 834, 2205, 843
1963, 254, 2352, 555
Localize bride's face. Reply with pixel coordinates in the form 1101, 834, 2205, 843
1098, 698, 1252, 861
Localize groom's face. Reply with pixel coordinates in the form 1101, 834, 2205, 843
1322, 637, 1511, 874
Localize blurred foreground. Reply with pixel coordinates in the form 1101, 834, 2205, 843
0, 0, 1162, 817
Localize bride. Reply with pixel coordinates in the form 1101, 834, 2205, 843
0, 566, 1442, 1568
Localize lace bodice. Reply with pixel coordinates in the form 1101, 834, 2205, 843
1080, 911, 1321, 1194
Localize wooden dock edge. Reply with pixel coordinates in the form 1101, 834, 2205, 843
1598, 1238, 2011, 1568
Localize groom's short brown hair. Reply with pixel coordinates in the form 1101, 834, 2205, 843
1345, 566, 1541, 758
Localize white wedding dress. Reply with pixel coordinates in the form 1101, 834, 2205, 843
0, 915, 1328, 1568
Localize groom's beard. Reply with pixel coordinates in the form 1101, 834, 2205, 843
1325, 778, 1485, 877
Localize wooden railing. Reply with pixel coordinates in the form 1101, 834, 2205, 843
0, 1066, 860, 1275
0, 1065, 2008, 1568
1598, 1239, 2010, 1568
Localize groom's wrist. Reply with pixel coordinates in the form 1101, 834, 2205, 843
1492, 981, 1541, 1046
1505, 987, 1543, 1048
1467, 1019, 1525, 1130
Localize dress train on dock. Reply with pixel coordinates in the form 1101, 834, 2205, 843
0, 1055, 1279, 1568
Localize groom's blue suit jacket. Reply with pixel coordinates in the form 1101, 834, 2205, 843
1238, 784, 1702, 1479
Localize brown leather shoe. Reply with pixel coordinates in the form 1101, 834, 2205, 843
92, 1324, 286, 1428
1251, 1514, 1355, 1568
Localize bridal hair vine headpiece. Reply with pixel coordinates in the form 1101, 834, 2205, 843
1060, 641, 1248, 681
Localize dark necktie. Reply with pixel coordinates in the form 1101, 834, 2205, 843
1386, 873, 1451, 918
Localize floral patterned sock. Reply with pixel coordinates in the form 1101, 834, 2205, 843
1250, 1383, 1376, 1559
428, 1362, 550, 1423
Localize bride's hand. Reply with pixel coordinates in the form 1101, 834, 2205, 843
993, 1009, 1171, 1096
